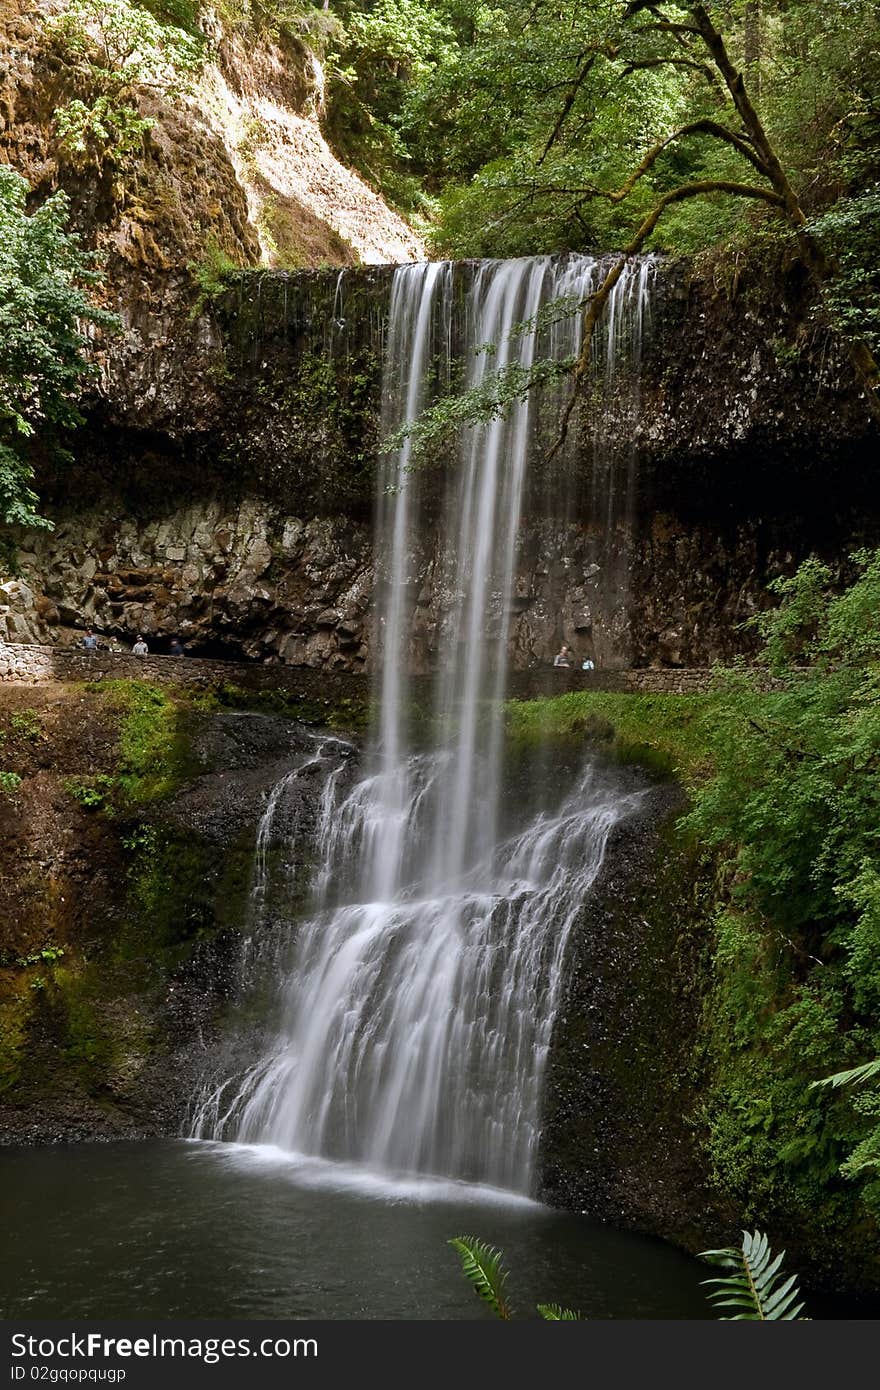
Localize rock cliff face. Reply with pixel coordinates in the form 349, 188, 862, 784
2, 5, 878, 665
6, 252, 879, 669
0, 0, 422, 405
0, 679, 364, 1144
7, 506, 374, 667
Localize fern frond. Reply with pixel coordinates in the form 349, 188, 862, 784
699, 1230, 806, 1320
537, 1303, 581, 1320
810, 1057, 880, 1091
449, 1236, 514, 1319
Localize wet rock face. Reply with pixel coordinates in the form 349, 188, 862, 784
11, 256, 880, 670
539, 785, 731, 1251
0, 690, 363, 1145
11, 505, 374, 669
11, 502, 873, 673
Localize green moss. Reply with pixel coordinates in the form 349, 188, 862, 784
118, 818, 253, 965
50, 966, 118, 1075
213, 680, 372, 732
86, 680, 195, 802
125, 829, 212, 947
506, 690, 724, 782
0, 981, 32, 1094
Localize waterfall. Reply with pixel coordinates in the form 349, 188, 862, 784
193, 254, 654, 1196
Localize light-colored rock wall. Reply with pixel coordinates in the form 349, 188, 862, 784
4, 500, 652, 672
6, 503, 374, 670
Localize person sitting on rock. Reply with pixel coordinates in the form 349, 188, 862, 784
553, 643, 571, 668
80, 628, 98, 652
132, 634, 149, 656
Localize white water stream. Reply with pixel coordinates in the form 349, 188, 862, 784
194, 255, 654, 1196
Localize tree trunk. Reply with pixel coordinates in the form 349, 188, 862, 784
689, 4, 880, 417
744, 0, 762, 104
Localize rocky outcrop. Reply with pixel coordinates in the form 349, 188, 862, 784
0, 681, 362, 1143
8, 504, 374, 667
540, 785, 728, 1246
0, 2, 421, 335
3, 498, 808, 671
6, 251, 877, 670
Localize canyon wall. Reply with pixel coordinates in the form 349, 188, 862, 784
6, 252, 879, 670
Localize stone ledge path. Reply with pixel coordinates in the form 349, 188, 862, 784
0, 640, 727, 697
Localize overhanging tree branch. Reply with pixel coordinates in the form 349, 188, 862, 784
403, 0, 879, 472
583, 119, 773, 203
685, 3, 879, 411
547, 178, 786, 460
537, 49, 609, 166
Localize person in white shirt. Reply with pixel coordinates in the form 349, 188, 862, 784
132, 635, 149, 656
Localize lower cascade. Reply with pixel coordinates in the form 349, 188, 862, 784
193, 253, 654, 1196
193, 753, 644, 1192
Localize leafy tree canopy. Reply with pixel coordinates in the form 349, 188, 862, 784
328, 1, 879, 248
0, 166, 117, 531
687, 550, 880, 1218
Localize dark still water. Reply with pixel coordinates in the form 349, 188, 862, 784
0, 1140, 712, 1320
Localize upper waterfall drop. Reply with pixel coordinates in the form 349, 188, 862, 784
192, 253, 655, 1197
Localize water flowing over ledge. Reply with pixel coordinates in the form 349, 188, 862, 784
192, 254, 655, 1196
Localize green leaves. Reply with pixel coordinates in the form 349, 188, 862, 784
0, 167, 118, 532
700, 1230, 806, 1320
47, 0, 206, 166
683, 551, 880, 1227
811, 1058, 880, 1092
808, 186, 880, 355
536, 1303, 581, 1320
811, 1058, 880, 1188
382, 356, 574, 467
0, 444, 52, 532
54, 97, 155, 162
449, 1236, 581, 1319
333, 0, 880, 270
449, 1237, 514, 1319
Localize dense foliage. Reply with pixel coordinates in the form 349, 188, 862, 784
328, 1, 879, 268
0, 167, 116, 532
686, 552, 880, 1231
507, 555, 880, 1255
48, 0, 205, 165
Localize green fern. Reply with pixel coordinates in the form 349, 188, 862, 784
809, 1058, 880, 1091
699, 1230, 806, 1320
537, 1303, 581, 1320
450, 1237, 581, 1319
810, 1057, 880, 1188
449, 1237, 514, 1319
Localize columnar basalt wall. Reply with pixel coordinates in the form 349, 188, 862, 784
11, 255, 879, 670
